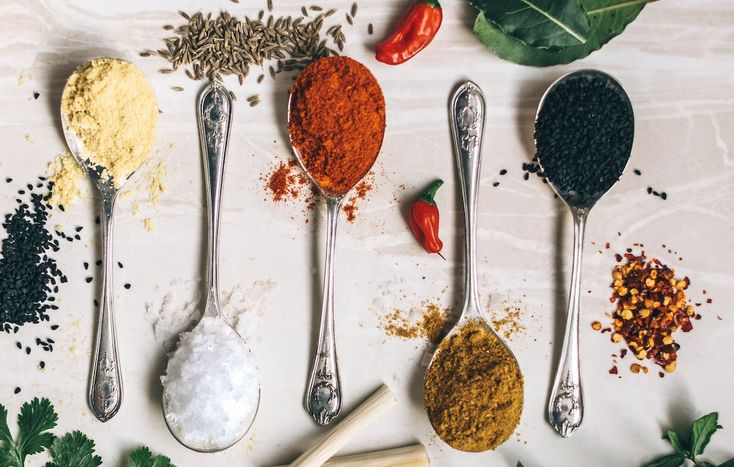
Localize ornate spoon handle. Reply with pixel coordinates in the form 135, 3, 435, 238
548, 206, 588, 437
89, 188, 122, 422
305, 196, 343, 426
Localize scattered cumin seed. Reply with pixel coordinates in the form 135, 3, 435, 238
163, 25, 174, 30
368, 23, 373, 35
302, 6, 308, 16
257, 74, 265, 84
247, 95, 259, 102
351, 3, 357, 18
179, 10, 190, 20
310, 5, 323, 11
139, 51, 151, 57
171, 86, 184, 92
249, 100, 260, 107
325, 8, 336, 17
268, 0, 273, 11
158, 68, 173, 74
346, 13, 353, 25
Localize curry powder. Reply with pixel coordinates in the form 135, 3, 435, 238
424, 321, 524, 452
288, 56, 385, 196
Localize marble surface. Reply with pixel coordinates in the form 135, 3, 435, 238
1, 0, 733, 466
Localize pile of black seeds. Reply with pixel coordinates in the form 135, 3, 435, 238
534, 72, 634, 207
0, 178, 67, 329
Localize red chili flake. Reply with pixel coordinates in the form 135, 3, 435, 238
609, 366, 618, 375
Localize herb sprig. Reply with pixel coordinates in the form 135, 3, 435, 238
646, 412, 734, 467
0, 398, 175, 467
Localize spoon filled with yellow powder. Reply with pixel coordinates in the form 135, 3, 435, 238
60, 57, 158, 422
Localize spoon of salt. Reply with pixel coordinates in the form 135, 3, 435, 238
536, 70, 634, 438
424, 81, 523, 451
60, 57, 157, 422
161, 81, 260, 452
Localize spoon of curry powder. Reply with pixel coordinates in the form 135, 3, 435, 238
287, 56, 386, 425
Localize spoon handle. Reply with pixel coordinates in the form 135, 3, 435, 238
89, 191, 122, 422
198, 81, 232, 311
305, 196, 343, 426
449, 81, 486, 318
548, 207, 588, 437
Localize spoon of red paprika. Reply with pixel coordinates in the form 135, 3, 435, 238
287, 56, 386, 426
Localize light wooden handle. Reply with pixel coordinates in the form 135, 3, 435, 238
273, 444, 428, 467
290, 384, 397, 467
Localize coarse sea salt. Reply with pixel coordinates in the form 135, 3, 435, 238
162, 315, 259, 450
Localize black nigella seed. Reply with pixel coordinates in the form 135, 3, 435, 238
18, 190, 25, 195
499, 169, 508, 175
16, 342, 22, 349
118, 261, 124, 269
58, 204, 65, 212
523, 172, 530, 181
39, 361, 45, 369
27, 184, 33, 190
51, 325, 59, 330
25, 347, 31, 355
124, 283, 131, 290
661, 192, 667, 200
47, 338, 55, 344
95, 260, 102, 266
85, 277, 93, 283
74, 235, 80, 240
634, 169, 642, 175
5, 178, 11, 183
83, 262, 89, 270
14, 387, 21, 394
647, 187, 653, 194
33, 92, 40, 99
492, 182, 500, 187
75, 226, 83, 232
95, 216, 100, 224
94, 299, 99, 307
534, 72, 633, 208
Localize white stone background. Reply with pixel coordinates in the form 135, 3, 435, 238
0, 0, 733, 466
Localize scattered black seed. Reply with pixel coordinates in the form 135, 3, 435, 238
5, 178, 12, 183
368, 23, 373, 35
492, 182, 500, 187
117, 261, 124, 269
95, 216, 100, 224
647, 187, 653, 194
124, 283, 131, 290
85, 277, 93, 283
94, 299, 99, 307
16, 342, 22, 349
25, 347, 31, 355
534, 72, 633, 208
47, 338, 55, 344
58, 204, 65, 212
51, 324, 59, 330
14, 387, 21, 394
74, 235, 81, 240
39, 361, 45, 369
83, 262, 89, 270
75, 226, 83, 232
499, 169, 507, 175
661, 192, 667, 200
96, 259, 102, 266
33, 92, 40, 100
523, 172, 530, 181
634, 169, 642, 175
18, 190, 25, 195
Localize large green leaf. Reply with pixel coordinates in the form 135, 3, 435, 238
473, 0, 646, 67
644, 453, 686, 467
471, 0, 591, 48
690, 412, 719, 458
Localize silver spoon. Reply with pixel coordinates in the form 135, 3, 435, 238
60, 57, 154, 422
536, 70, 634, 438
287, 91, 384, 427
424, 81, 523, 443
162, 81, 260, 452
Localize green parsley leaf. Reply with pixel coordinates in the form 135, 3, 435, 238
129, 446, 175, 467
44, 431, 102, 467
691, 412, 719, 458
16, 397, 58, 459
644, 453, 686, 467
0, 404, 14, 450
666, 430, 689, 455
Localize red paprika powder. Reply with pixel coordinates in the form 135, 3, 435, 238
288, 56, 386, 196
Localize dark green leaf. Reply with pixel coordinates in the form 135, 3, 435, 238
696, 462, 715, 467
644, 453, 686, 467
517, 463, 525, 467
44, 431, 102, 467
667, 430, 689, 455
471, 0, 591, 48
691, 412, 719, 457
473, 0, 645, 67
16, 398, 57, 459
717, 458, 734, 467
0, 404, 13, 448
129, 446, 175, 467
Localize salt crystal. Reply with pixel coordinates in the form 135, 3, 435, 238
162, 315, 259, 450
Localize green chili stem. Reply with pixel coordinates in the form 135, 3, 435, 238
419, 179, 444, 204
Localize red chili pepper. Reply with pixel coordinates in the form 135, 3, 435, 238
375, 0, 442, 66
409, 179, 444, 258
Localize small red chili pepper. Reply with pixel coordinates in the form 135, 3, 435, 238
409, 179, 444, 258
375, 0, 442, 65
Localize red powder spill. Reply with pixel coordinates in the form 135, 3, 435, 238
342, 176, 373, 223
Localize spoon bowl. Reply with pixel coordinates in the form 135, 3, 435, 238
535, 70, 634, 438
60, 57, 156, 422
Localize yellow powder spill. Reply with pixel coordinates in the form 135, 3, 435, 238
489, 304, 527, 341
144, 218, 154, 232
147, 161, 166, 205
61, 58, 158, 188
47, 152, 85, 207
380, 302, 452, 344
25, 133, 34, 143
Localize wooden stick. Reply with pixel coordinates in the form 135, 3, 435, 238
289, 384, 397, 467
272, 444, 428, 467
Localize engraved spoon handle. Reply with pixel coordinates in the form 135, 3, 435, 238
89, 190, 122, 422
548, 206, 588, 437
305, 195, 343, 426
449, 81, 486, 320
197, 81, 232, 314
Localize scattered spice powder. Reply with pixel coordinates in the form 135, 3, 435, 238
342, 176, 373, 222
424, 321, 523, 452
46, 152, 85, 208
288, 56, 385, 196
602, 251, 698, 373
265, 160, 310, 202
488, 303, 526, 341
379, 302, 451, 344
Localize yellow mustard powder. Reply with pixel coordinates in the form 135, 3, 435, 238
61, 58, 158, 187
144, 218, 154, 232
147, 161, 166, 205
47, 151, 85, 207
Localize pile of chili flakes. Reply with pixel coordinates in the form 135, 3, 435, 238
595, 251, 701, 376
